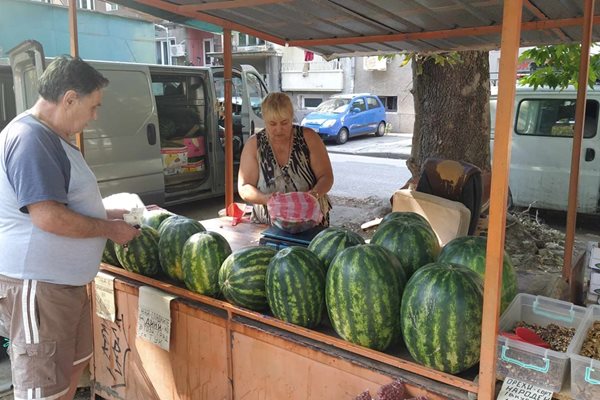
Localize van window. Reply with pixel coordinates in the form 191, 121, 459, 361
214, 73, 243, 116
246, 73, 268, 118
152, 79, 185, 97
516, 98, 599, 138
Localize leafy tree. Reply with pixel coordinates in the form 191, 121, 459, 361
518, 44, 600, 89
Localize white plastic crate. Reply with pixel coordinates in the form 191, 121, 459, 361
496, 293, 586, 393
568, 305, 600, 400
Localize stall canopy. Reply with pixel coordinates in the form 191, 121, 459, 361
111, 0, 600, 56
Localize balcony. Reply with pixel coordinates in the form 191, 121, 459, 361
281, 61, 343, 92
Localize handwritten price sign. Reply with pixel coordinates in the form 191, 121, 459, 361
136, 286, 176, 351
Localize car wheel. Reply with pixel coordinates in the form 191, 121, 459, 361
336, 128, 349, 145
375, 121, 386, 137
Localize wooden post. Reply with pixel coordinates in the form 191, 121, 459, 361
223, 29, 234, 214
68, 0, 84, 154
477, 1, 522, 399
562, 0, 595, 284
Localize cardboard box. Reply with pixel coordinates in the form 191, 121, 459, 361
160, 147, 188, 175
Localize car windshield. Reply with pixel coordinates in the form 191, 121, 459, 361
316, 98, 350, 113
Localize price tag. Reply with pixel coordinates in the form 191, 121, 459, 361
496, 378, 553, 400
136, 286, 177, 351
94, 272, 116, 321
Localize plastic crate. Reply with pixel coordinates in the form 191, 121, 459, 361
568, 305, 600, 400
496, 293, 586, 393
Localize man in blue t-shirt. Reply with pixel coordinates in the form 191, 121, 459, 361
0, 56, 140, 400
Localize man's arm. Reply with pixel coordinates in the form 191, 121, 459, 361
28, 201, 139, 245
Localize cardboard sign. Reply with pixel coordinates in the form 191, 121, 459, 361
94, 272, 116, 322
497, 378, 553, 400
136, 286, 177, 351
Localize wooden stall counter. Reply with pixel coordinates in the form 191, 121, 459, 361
91, 217, 477, 400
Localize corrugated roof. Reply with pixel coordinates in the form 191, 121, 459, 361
112, 0, 600, 58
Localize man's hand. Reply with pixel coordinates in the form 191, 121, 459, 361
106, 208, 129, 220
107, 220, 141, 245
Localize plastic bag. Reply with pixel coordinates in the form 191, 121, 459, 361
267, 191, 323, 234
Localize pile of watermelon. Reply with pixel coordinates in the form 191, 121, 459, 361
100, 208, 516, 377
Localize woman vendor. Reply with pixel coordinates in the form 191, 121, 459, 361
238, 92, 334, 225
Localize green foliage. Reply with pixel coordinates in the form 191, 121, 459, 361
518, 44, 600, 89
383, 52, 462, 74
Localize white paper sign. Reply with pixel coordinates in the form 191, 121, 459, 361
94, 272, 116, 322
136, 286, 177, 351
497, 378, 553, 400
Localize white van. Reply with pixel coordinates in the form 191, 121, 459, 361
491, 85, 600, 213
2, 40, 267, 207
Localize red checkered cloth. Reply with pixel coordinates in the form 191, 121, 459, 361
267, 191, 323, 233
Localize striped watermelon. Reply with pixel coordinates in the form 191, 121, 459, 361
114, 226, 161, 276
219, 246, 277, 310
308, 227, 365, 269
158, 216, 206, 282
371, 219, 440, 277
401, 262, 484, 374
326, 244, 403, 351
143, 209, 175, 230
381, 211, 430, 227
182, 231, 232, 296
437, 235, 517, 313
101, 239, 120, 267
266, 246, 325, 328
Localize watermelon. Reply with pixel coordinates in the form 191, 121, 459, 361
158, 216, 206, 281
101, 239, 120, 267
266, 246, 325, 328
326, 244, 403, 351
143, 209, 175, 230
308, 227, 365, 269
371, 219, 440, 277
381, 211, 430, 228
219, 246, 277, 310
182, 231, 232, 296
114, 226, 161, 276
401, 262, 484, 374
437, 235, 517, 313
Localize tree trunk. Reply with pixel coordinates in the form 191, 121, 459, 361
407, 51, 491, 181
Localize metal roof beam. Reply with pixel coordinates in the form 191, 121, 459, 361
179, 0, 290, 13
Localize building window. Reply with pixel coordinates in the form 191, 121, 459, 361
156, 39, 175, 65
237, 33, 265, 47
106, 2, 118, 11
77, 0, 95, 10
378, 96, 398, 112
203, 39, 214, 66
303, 97, 322, 109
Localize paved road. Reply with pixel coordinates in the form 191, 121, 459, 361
326, 132, 412, 160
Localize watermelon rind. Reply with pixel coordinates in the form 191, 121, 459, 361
326, 244, 402, 351
182, 231, 232, 296
143, 209, 175, 230
371, 219, 440, 278
219, 246, 277, 310
266, 246, 325, 328
381, 211, 430, 228
437, 235, 517, 313
114, 226, 161, 276
158, 216, 206, 282
401, 262, 484, 374
101, 239, 121, 267
308, 227, 365, 270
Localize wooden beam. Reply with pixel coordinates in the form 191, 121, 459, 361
133, 0, 286, 45
563, 0, 595, 282
524, 0, 570, 41
68, 0, 85, 154
224, 29, 235, 215
179, 0, 290, 12
477, 1, 523, 399
289, 15, 600, 48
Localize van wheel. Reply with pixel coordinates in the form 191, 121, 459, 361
336, 128, 349, 145
375, 121, 386, 137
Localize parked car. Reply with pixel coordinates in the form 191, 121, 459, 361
300, 93, 386, 144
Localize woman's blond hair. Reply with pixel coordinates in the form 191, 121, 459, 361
261, 92, 294, 121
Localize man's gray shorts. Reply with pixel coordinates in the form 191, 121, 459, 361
0, 275, 92, 400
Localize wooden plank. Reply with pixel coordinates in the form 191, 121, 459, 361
200, 217, 264, 251
91, 281, 230, 399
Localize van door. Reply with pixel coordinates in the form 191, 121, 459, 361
509, 93, 600, 213
239, 65, 268, 137
8, 40, 45, 113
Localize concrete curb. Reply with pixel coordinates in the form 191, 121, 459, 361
326, 149, 410, 160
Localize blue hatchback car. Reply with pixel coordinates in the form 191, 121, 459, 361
301, 93, 386, 144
